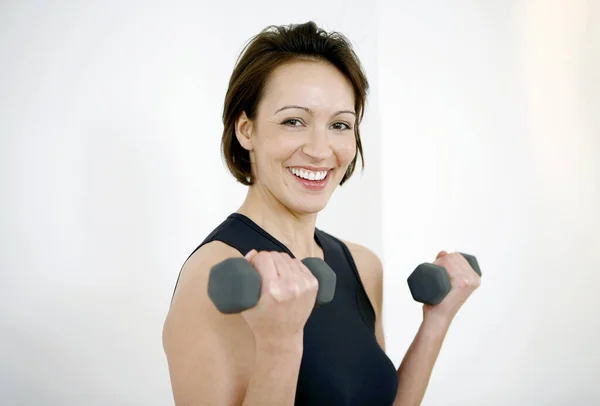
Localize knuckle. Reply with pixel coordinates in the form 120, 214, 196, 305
268, 283, 283, 300
436, 256, 449, 266
299, 275, 311, 287
462, 277, 479, 289
301, 275, 315, 291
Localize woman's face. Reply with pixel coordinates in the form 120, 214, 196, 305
236, 60, 357, 215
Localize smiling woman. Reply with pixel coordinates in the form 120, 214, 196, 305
162, 21, 477, 406
233, 59, 360, 213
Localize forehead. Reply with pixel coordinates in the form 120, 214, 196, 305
260, 60, 355, 113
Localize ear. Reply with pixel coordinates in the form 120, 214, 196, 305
235, 111, 254, 151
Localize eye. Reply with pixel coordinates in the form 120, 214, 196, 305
281, 118, 303, 127
331, 122, 352, 131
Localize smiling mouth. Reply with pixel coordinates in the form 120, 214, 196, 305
288, 167, 329, 181
286, 167, 332, 191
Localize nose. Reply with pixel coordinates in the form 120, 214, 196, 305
302, 128, 333, 161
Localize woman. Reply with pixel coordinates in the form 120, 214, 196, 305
163, 21, 481, 406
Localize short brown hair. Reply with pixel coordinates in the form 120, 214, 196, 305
221, 21, 369, 186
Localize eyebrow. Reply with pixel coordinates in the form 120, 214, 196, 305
274, 105, 356, 117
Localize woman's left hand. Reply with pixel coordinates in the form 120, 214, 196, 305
422, 251, 481, 324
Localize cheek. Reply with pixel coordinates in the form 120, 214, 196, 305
333, 136, 357, 164
254, 135, 299, 166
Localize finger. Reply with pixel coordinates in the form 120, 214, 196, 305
296, 259, 319, 293
451, 253, 472, 275
447, 253, 479, 286
436, 250, 448, 260
295, 258, 313, 277
271, 252, 296, 295
296, 258, 318, 283
288, 257, 313, 290
448, 253, 467, 275
251, 251, 279, 289
245, 249, 258, 262
282, 254, 311, 295
455, 254, 481, 284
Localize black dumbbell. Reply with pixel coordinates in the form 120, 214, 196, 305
407, 253, 481, 305
208, 257, 337, 314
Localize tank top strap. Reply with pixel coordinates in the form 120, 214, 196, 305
314, 229, 376, 332
183, 213, 292, 264
171, 213, 289, 302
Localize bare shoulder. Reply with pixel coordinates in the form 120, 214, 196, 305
163, 241, 255, 405
169, 240, 243, 307
342, 240, 384, 306
343, 240, 384, 287
343, 240, 387, 349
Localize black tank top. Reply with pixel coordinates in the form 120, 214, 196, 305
175, 213, 398, 405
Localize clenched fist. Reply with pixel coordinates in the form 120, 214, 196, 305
241, 250, 320, 352
422, 251, 481, 322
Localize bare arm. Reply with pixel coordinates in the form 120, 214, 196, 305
242, 340, 304, 406
393, 315, 450, 406
163, 242, 305, 406
346, 242, 451, 406
163, 242, 247, 405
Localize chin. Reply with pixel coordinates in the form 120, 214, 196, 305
286, 197, 329, 215
277, 171, 342, 214
298, 203, 327, 215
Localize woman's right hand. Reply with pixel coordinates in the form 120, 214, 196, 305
240, 250, 319, 352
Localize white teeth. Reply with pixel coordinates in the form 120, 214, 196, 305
289, 168, 328, 181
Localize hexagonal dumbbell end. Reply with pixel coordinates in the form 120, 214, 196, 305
460, 253, 482, 276
407, 263, 451, 306
207, 258, 261, 314
301, 257, 336, 306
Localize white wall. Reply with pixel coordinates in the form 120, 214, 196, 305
379, 1, 600, 405
0, 1, 381, 405
1, 0, 599, 405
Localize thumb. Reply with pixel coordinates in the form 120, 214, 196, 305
436, 250, 448, 260
245, 249, 258, 263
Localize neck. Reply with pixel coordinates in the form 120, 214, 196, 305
237, 183, 321, 260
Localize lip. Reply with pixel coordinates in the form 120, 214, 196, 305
287, 167, 332, 191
